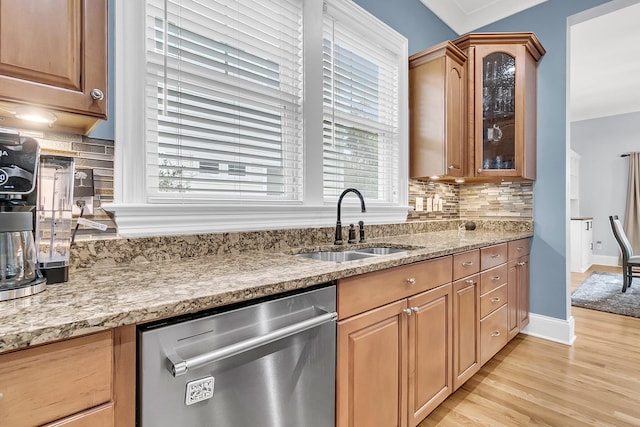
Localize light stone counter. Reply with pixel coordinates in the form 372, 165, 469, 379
0, 228, 532, 353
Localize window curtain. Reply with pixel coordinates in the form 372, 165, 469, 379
624, 152, 640, 256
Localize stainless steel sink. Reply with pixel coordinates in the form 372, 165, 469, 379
296, 251, 375, 262
295, 246, 409, 262
353, 247, 408, 255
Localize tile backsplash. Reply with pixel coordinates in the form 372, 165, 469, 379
408, 178, 533, 221
458, 181, 534, 219
18, 129, 117, 239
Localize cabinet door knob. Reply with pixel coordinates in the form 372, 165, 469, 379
491, 331, 501, 337
90, 88, 105, 101
406, 277, 416, 285
465, 279, 475, 285
402, 308, 413, 316
448, 165, 454, 170
411, 307, 420, 313
517, 262, 526, 267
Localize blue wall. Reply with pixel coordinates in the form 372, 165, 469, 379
476, 0, 610, 319
354, 0, 456, 54
356, 0, 612, 319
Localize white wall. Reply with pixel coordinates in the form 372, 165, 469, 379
571, 111, 640, 263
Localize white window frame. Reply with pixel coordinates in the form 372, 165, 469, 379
106, 0, 408, 237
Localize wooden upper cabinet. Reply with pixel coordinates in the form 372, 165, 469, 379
453, 33, 545, 181
0, 0, 107, 134
409, 41, 467, 179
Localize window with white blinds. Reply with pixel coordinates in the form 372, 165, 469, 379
112, 0, 407, 235
322, 3, 401, 203
145, 0, 304, 201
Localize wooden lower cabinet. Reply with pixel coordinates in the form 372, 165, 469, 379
336, 257, 453, 427
408, 283, 453, 427
0, 325, 136, 427
480, 304, 508, 365
507, 239, 531, 341
452, 274, 479, 390
337, 299, 409, 427
43, 404, 114, 427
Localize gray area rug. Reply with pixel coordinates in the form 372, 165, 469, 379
571, 271, 640, 318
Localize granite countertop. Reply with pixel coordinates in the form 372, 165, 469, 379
0, 229, 532, 353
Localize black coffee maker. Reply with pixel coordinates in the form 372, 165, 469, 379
0, 128, 46, 300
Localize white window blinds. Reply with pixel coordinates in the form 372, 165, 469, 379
322, 2, 401, 203
145, 0, 304, 201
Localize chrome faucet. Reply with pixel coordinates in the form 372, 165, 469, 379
334, 188, 366, 245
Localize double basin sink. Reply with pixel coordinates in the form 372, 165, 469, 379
296, 246, 408, 262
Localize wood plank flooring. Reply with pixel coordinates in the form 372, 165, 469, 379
419, 265, 640, 427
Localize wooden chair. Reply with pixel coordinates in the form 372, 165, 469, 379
609, 215, 640, 292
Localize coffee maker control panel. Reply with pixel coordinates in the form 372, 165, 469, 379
0, 127, 39, 195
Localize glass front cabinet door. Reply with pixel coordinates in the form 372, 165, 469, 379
454, 33, 545, 180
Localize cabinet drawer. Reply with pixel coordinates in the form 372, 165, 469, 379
480, 243, 507, 270
480, 283, 507, 318
338, 256, 453, 319
508, 238, 530, 260
0, 331, 113, 427
480, 304, 508, 365
453, 250, 480, 281
480, 264, 508, 295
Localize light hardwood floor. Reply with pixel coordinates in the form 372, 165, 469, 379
420, 265, 640, 427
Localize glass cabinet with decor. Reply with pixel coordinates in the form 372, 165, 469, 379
454, 33, 545, 180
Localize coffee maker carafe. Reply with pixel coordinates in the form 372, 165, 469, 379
0, 128, 46, 300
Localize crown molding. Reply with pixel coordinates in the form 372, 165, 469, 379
420, 0, 548, 35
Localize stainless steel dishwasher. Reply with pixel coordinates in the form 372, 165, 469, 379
138, 284, 337, 427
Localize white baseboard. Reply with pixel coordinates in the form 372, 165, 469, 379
520, 313, 576, 345
591, 255, 619, 267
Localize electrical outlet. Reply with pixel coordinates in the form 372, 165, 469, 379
433, 194, 440, 212
596, 241, 602, 250
415, 197, 423, 212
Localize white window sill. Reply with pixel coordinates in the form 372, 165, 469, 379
102, 203, 410, 237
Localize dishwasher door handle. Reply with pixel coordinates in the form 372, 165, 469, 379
166, 309, 338, 377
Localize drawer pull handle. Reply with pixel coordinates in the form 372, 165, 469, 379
406, 277, 416, 285
411, 307, 420, 313
462, 261, 474, 266
465, 279, 475, 285
492, 276, 501, 281
491, 331, 501, 337
490, 297, 501, 303
491, 254, 500, 258
517, 262, 526, 267
402, 308, 413, 316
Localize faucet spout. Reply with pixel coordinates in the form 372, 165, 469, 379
335, 188, 366, 245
